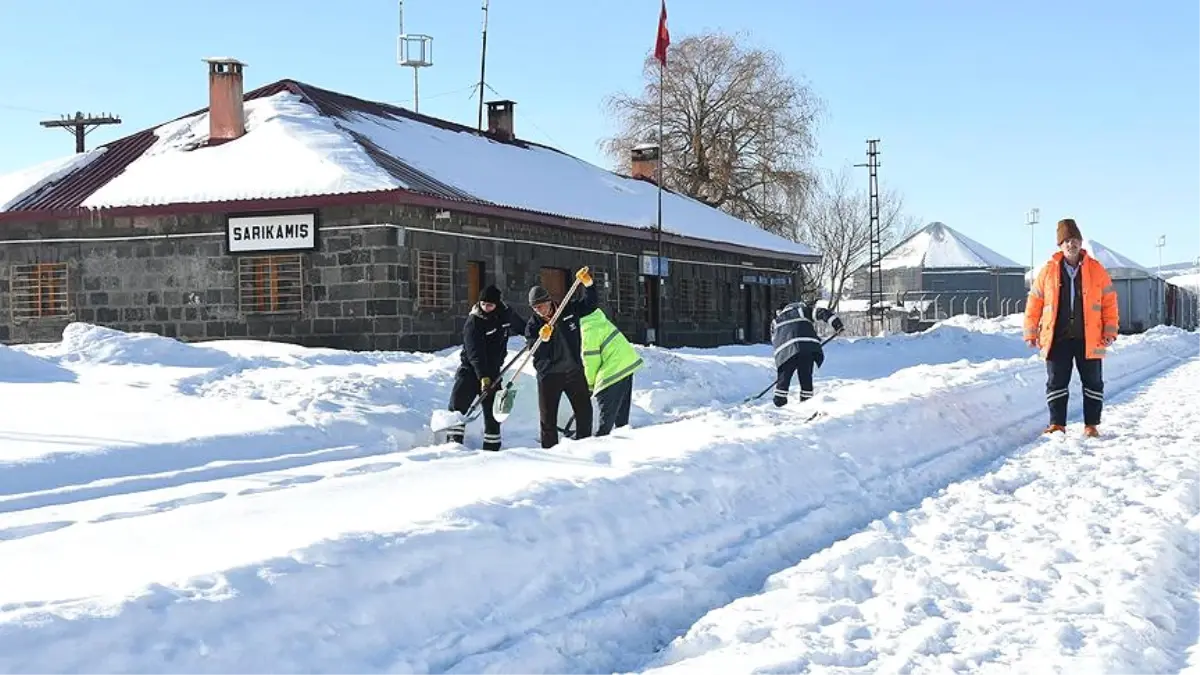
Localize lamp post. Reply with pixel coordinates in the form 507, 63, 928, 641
1027, 207, 1040, 279
1156, 234, 1166, 278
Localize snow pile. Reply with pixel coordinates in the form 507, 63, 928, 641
643, 357, 1200, 675
881, 222, 1021, 270
0, 345, 75, 383
47, 323, 236, 368
0, 320, 1193, 672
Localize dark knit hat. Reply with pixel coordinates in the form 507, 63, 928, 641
528, 285, 552, 306
480, 284, 502, 304
1057, 218, 1083, 245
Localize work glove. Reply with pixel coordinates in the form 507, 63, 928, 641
480, 377, 492, 390
831, 317, 845, 332
575, 266, 593, 286
539, 324, 554, 341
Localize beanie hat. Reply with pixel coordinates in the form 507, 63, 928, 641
528, 285, 552, 306
1057, 218, 1083, 245
480, 284, 502, 305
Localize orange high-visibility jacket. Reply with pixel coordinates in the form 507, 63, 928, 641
1024, 250, 1119, 359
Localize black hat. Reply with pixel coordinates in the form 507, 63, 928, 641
528, 285, 552, 306
480, 284, 502, 304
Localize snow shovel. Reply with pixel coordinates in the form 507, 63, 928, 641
744, 328, 844, 403
429, 342, 533, 437
491, 273, 587, 424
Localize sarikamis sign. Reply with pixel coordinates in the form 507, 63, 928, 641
225, 212, 318, 253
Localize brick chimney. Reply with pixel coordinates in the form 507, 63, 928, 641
203, 57, 247, 145
631, 143, 661, 183
486, 99, 515, 140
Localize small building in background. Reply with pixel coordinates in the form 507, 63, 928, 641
851, 221, 1026, 323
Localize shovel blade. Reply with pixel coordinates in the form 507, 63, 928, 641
492, 382, 518, 422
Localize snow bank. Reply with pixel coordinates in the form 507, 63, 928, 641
0, 327, 1192, 673
0, 345, 75, 383
47, 323, 236, 368
642, 357, 1200, 675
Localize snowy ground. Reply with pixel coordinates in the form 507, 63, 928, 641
0, 318, 1195, 673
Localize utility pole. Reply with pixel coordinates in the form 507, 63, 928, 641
855, 139, 882, 336
39, 112, 121, 153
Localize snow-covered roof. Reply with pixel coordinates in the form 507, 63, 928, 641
879, 221, 1022, 271
0, 80, 816, 260
1081, 239, 1151, 277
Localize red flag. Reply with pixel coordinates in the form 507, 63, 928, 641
654, 0, 670, 66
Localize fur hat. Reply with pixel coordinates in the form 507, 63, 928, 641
527, 285, 552, 306
479, 284, 502, 305
1057, 218, 1083, 245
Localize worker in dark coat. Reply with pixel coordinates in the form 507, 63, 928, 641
446, 284, 524, 451
769, 300, 843, 406
524, 267, 597, 449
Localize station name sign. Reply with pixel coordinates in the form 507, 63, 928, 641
226, 212, 318, 253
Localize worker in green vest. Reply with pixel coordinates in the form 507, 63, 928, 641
579, 295, 644, 436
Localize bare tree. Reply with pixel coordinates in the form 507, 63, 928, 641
601, 31, 824, 238
797, 167, 920, 310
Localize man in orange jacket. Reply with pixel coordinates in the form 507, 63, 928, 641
1024, 218, 1119, 437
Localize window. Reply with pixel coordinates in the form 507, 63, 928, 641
539, 267, 568, 303
467, 261, 485, 305
618, 272, 637, 317
417, 250, 452, 309
10, 262, 69, 320
238, 254, 303, 314
697, 279, 715, 321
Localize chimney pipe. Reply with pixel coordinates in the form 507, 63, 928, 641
203, 57, 247, 145
630, 143, 661, 183
485, 99, 515, 140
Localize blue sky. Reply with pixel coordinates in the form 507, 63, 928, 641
1, 0, 1196, 269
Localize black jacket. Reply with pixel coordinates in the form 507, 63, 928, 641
461, 301, 524, 379
1053, 260, 1085, 342
770, 301, 843, 368
524, 283, 598, 378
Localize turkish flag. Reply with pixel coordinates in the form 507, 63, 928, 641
654, 0, 669, 66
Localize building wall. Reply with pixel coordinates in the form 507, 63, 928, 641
0, 201, 807, 350
851, 266, 1027, 319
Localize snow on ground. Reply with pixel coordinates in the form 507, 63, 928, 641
641, 357, 1200, 675
0, 317, 1195, 673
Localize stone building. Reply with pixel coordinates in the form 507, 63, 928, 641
0, 58, 820, 351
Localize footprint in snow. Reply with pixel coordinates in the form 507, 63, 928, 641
90, 491, 227, 523
0, 520, 75, 542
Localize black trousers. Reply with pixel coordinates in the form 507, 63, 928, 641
595, 375, 633, 436
774, 353, 815, 407
448, 364, 502, 450
1046, 338, 1104, 426
538, 369, 593, 449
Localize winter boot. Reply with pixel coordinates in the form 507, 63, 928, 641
1043, 423, 1066, 435
482, 432, 502, 452
1083, 425, 1100, 438
446, 423, 466, 445
773, 388, 789, 407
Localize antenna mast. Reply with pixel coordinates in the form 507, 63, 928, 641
476, 0, 490, 131
397, 0, 434, 113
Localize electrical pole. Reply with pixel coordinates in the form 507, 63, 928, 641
855, 139, 882, 336
39, 112, 121, 153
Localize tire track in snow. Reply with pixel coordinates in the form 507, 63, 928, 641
641, 357, 1200, 675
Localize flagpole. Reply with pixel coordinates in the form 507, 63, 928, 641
655, 56, 664, 347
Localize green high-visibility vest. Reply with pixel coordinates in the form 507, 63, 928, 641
579, 308, 644, 394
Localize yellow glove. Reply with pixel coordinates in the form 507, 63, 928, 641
480, 377, 492, 390
575, 266, 593, 286
539, 324, 553, 341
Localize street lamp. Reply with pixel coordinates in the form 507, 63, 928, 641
1156, 234, 1166, 278
1026, 208, 1040, 275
